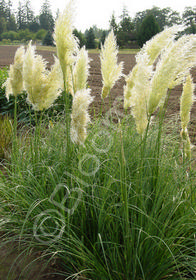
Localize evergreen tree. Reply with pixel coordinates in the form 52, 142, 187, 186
0, 16, 6, 33
0, 0, 7, 18
17, 1, 26, 30
117, 6, 135, 47
119, 6, 134, 33
7, 14, 16, 31
100, 30, 107, 46
39, 0, 54, 31
24, 0, 34, 27
6, 0, 16, 31
42, 30, 54, 45
137, 14, 160, 47
73, 29, 86, 48
0, 0, 8, 33
28, 16, 40, 32
134, 7, 181, 32
85, 27, 96, 49
109, 12, 118, 34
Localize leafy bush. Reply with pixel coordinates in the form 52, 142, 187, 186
0, 31, 19, 41
35, 29, 47, 40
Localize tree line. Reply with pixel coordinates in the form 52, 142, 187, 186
0, 0, 195, 47
0, 0, 55, 44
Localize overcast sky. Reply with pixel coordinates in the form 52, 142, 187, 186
15, 0, 196, 31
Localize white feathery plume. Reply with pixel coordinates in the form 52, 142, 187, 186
129, 53, 153, 135
124, 65, 138, 109
53, 0, 79, 87
23, 42, 63, 111
124, 25, 183, 110
73, 46, 90, 93
4, 46, 25, 99
100, 30, 123, 98
71, 88, 94, 145
148, 34, 196, 115
141, 25, 184, 64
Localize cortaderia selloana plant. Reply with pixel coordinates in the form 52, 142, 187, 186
124, 27, 196, 139
4, 1, 93, 147
54, 1, 93, 147
3, 45, 25, 153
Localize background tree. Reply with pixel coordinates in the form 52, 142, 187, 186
24, 0, 34, 28
28, 16, 40, 32
39, 0, 54, 31
6, 0, 17, 31
17, 1, 26, 30
85, 27, 96, 49
182, 7, 196, 34
117, 6, 135, 47
133, 6, 181, 32
137, 14, 160, 47
73, 28, 86, 48
166, 10, 182, 26
99, 30, 107, 47
0, 17, 7, 34
109, 12, 118, 35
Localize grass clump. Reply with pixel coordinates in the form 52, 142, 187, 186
0, 113, 196, 279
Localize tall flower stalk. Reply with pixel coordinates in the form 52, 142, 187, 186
53, 1, 78, 162
4, 45, 25, 161
100, 30, 123, 102
180, 74, 195, 160
53, 1, 78, 91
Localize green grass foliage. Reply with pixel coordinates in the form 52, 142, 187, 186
0, 109, 196, 279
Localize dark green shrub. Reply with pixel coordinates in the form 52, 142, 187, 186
42, 31, 54, 46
